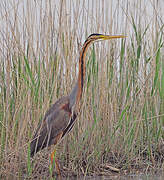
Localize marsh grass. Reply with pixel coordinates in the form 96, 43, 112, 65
0, 0, 164, 179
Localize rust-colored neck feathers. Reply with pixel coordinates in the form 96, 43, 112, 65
76, 39, 92, 107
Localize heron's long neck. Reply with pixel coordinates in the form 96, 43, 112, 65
69, 39, 92, 109
77, 40, 92, 102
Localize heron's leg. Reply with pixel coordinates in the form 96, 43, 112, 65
50, 148, 56, 165
50, 132, 63, 176
50, 149, 61, 176
55, 158, 61, 176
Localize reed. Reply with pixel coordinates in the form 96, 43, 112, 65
0, 0, 163, 179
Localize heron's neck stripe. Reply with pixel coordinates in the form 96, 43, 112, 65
80, 40, 92, 90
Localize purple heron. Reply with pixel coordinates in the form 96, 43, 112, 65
30, 33, 125, 174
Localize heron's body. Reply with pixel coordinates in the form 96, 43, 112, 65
30, 96, 77, 157
30, 34, 125, 173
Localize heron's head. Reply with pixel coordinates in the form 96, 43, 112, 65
86, 33, 126, 43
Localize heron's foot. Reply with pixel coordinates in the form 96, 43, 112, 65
52, 165, 66, 178
50, 155, 63, 177
51, 162, 67, 180
50, 149, 67, 178
50, 159, 61, 174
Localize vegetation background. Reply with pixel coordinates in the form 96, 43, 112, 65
0, 0, 164, 179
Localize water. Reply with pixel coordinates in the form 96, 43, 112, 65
118, 173, 164, 180
63, 172, 164, 180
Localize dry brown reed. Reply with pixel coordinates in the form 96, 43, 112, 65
0, 0, 164, 179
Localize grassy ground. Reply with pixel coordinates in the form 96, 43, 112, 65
0, 0, 164, 179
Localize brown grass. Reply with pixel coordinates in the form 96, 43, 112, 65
0, 0, 164, 179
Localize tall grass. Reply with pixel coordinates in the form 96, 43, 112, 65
0, 0, 164, 179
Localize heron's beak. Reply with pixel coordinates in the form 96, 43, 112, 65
99, 35, 126, 40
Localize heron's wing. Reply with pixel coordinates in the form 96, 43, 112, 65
30, 97, 72, 157
48, 106, 71, 145
62, 112, 77, 138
